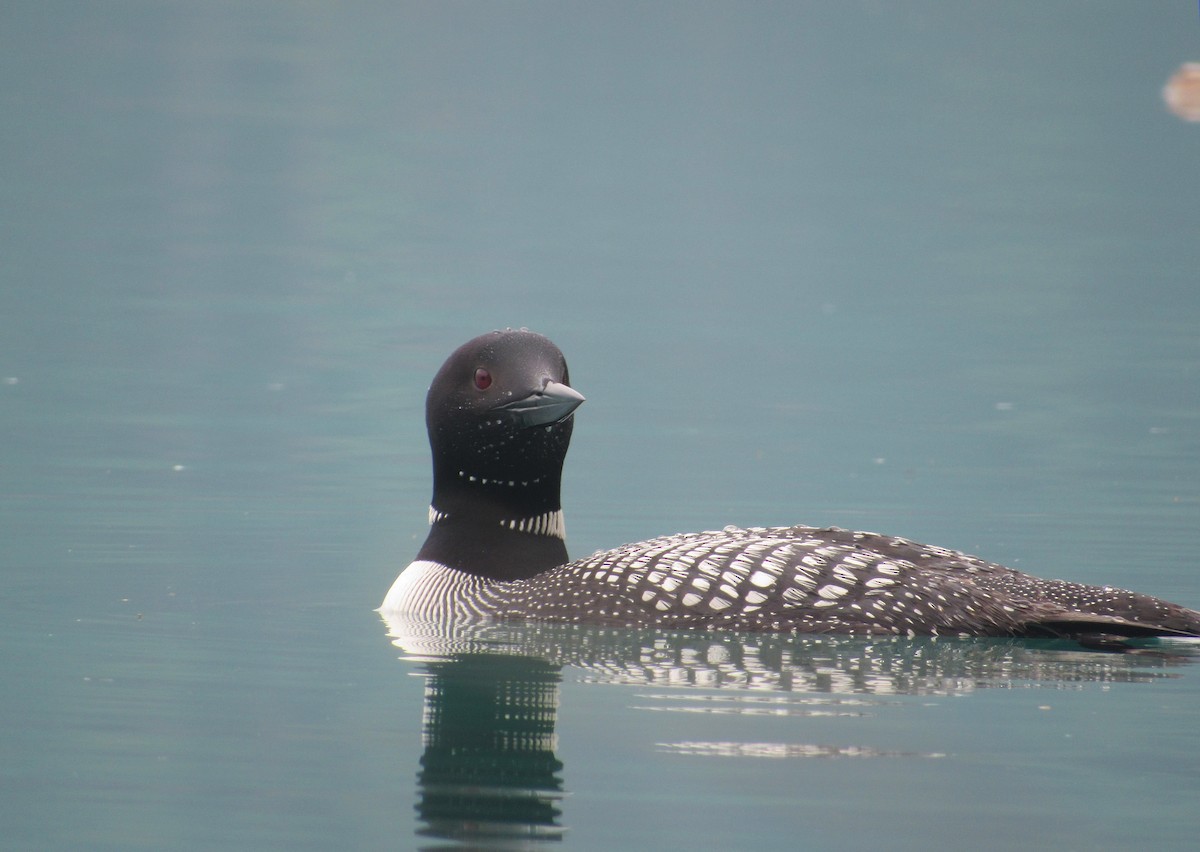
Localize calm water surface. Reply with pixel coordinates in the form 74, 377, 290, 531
3, 3, 1199, 850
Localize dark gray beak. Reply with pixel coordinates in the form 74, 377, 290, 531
494, 381, 586, 427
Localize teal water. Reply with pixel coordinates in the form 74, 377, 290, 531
3, 2, 1199, 849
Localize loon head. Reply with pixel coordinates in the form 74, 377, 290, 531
419, 330, 585, 575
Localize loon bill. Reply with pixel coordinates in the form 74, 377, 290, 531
380, 329, 1200, 642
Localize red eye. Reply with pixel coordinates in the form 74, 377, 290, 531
473, 367, 492, 390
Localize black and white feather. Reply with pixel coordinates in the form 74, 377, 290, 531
381, 330, 1200, 642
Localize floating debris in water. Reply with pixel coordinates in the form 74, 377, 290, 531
1163, 63, 1200, 122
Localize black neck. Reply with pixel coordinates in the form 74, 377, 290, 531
417, 515, 569, 580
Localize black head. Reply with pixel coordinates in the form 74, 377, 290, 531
424, 329, 585, 524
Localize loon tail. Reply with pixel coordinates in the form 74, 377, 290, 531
1022, 611, 1200, 651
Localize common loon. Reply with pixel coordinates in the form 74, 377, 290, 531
380, 329, 1200, 641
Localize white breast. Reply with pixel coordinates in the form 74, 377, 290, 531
379, 559, 501, 620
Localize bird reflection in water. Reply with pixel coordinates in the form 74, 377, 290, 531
414, 652, 565, 846
384, 612, 1198, 848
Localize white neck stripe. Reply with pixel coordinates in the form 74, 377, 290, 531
500, 509, 566, 540
427, 505, 566, 540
